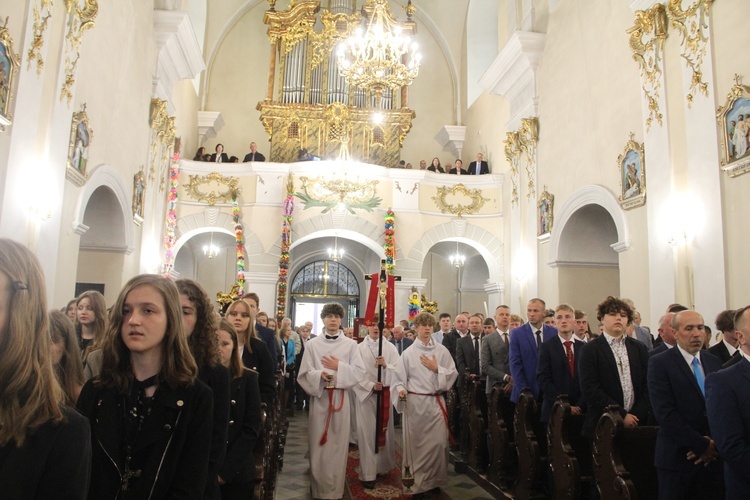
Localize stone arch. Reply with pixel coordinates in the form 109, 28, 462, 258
201, 0, 461, 121
406, 221, 504, 283
547, 184, 630, 267
173, 210, 263, 259
72, 164, 134, 254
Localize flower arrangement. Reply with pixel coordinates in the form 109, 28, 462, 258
384, 207, 395, 275
276, 175, 294, 321
232, 194, 245, 297
162, 153, 180, 277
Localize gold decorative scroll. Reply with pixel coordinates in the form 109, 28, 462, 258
148, 99, 176, 190
666, 0, 712, 108
60, 0, 99, 104
265, 0, 319, 46
296, 175, 381, 213
309, 11, 360, 68
184, 172, 241, 206
503, 117, 539, 205
431, 184, 488, 218
627, 4, 668, 130
28, 0, 53, 75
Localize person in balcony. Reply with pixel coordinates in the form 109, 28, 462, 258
210, 144, 230, 163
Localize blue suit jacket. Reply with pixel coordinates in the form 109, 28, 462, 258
706, 357, 750, 499
509, 323, 557, 403
536, 336, 585, 423
648, 347, 722, 471
390, 336, 413, 354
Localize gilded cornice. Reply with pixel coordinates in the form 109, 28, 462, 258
431, 183, 489, 218
27, 0, 53, 75
503, 117, 539, 205
264, 0, 320, 46
627, 4, 668, 130
184, 172, 241, 206
666, 0, 712, 108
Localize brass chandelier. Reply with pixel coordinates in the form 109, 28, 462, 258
337, 0, 421, 105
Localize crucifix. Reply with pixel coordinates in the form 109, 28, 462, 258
364, 259, 401, 453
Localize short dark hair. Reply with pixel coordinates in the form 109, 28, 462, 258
734, 306, 750, 332
667, 303, 688, 313
596, 296, 634, 323
320, 302, 344, 320
483, 318, 495, 327
545, 309, 555, 318
574, 309, 586, 320
243, 292, 260, 308
438, 312, 451, 320
529, 298, 546, 308
413, 312, 436, 328
715, 309, 736, 332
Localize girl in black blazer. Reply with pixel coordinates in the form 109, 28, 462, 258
0, 239, 91, 499
216, 319, 262, 499
176, 279, 231, 500
226, 300, 276, 406
77, 274, 213, 499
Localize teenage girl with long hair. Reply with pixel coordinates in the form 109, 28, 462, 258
176, 278, 231, 500
75, 290, 108, 364
77, 274, 213, 499
226, 299, 276, 406
49, 310, 85, 405
0, 238, 91, 498
216, 319, 261, 499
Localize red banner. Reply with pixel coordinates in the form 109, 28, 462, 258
364, 273, 379, 326
384, 275, 395, 328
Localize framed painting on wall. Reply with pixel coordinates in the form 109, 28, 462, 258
717, 75, 750, 177
0, 17, 20, 131
66, 104, 94, 186
537, 187, 554, 238
617, 133, 646, 210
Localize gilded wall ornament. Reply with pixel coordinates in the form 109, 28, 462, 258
666, 0, 712, 108
295, 176, 381, 213
717, 75, 750, 178
537, 187, 554, 236
148, 99, 176, 190
431, 183, 488, 218
627, 4, 668, 130
60, 0, 99, 104
0, 17, 20, 131
617, 133, 646, 210
132, 167, 146, 225
27, 0, 53, 75
503, 117, 539, 205
184, 172, 241, 206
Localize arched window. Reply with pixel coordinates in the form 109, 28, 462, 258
291, 260, 359, 297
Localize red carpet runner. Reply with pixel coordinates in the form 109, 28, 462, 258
344, 444, 407, 499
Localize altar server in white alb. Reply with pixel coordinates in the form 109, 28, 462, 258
392, 311, 458, 495
353, 319, 400, 490
297, 303, 367, 499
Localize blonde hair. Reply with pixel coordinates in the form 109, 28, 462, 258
226, 300, 257, 351
49, 310, 85, 405
0, 239, 64, 447
75, 290, 108, 359
98, 275, 197, 393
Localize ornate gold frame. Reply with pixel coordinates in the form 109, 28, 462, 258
504, 117, 539, 205
617, 133, 646, 210
184, 172, 240, 206
296, 175, 381, 213
132, 167, 146, 225
717, 75, 750, 177
431, 183, 488, 218
537, 187, 554, 237
66, 104, 93, 186
60, 0, 99, 104
0, 17, 20, 131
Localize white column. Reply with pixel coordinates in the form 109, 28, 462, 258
245, 271, 281, 315
484, 281, 506, 313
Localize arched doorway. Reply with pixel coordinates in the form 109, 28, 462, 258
173, 230, 237, 298
555, 204, 620, 322
290, 260, 360, 334
421, 241, 489, 316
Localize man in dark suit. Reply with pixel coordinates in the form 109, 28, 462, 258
623, 298, 653, 349
706, 305, 750, 499
578, 296, 650, 440
242, 293, 279, 371
389, 324, 413, 355
536, 304, 585, 423
509, 298, 557, 403
649, 312, 676, 357
708, 309, 738, 365
442, 313, 468, 362
648, 310, 724, 499
448, 159, 467, 175
467, 152, 490, 175
210, 143, 230, 163
456, 314, 487, 458
242, 141, 266, 162
482, 305, 515, 437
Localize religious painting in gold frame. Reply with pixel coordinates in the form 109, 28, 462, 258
717, 75, 750, 178
537, 188, 554, 237
66, 104, 93, 186
617, 134, 646, 210
132, 167, 146, 225
0, 17, 20, 131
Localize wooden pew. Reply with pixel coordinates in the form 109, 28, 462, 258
548, 396, 592, 499
487, 383, 512, 488
446, 384, 460, 451
252, 403, 268, 500
467, 376, 488, 471
514, 388, 545, 500
592, 405, 658, 500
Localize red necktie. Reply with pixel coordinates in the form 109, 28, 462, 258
563, 340, 574, 378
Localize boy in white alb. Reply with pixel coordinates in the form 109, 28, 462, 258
297, 303, 367, 499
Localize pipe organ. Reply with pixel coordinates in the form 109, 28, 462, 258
257, 0, 415, 166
